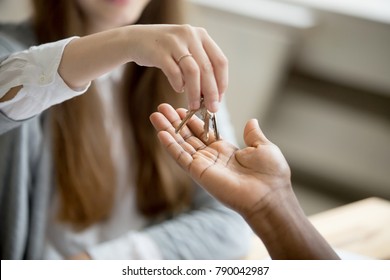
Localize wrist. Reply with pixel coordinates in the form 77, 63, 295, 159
119, 25, 134, 62
120, 25, 142, 64
243, 183, 340, 259
243, 182, 305, 238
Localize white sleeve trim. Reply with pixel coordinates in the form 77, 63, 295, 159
0, 37, 90, 120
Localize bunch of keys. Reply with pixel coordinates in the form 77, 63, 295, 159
175, 98, 220, 142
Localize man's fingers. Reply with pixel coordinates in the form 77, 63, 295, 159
176, 108, 217, 144
157, 131, 193, 171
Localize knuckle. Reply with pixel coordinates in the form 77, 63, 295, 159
215, 55, 229, 68
162, 57, 181, 75
196, 27, 208, 37
164, 32, 181, 47
177, 24, 194, 37
200, 61, 214, 73
184, 63, 199, 76
165, 64, 182, 78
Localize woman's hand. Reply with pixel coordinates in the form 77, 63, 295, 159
149, 103, 291, 218
126, 25, 228, 113
59, 24, 227, 113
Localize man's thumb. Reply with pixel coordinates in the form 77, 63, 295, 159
243, 119, 269, 147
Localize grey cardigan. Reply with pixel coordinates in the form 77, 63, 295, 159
0, 24, 251, 260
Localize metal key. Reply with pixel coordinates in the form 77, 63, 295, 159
175, 108, 197, 135
211, 113, 220, 140
175, 98, 220, 141
201, 108, 212, 141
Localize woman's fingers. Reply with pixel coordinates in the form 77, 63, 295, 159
157, 25, 227, 113
187, 49, 219, 113
177, 27, 227, 113
129, 25, 228, 112
201, 29, 228, 105
161, 57, 185, 93
127, 24, 228, 111
176, 53, 201, 110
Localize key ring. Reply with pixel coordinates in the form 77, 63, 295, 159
175, 98, 220, 141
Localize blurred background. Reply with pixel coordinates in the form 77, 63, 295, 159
1, 0, 389, 215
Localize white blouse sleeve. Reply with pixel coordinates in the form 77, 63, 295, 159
0, 37, 90, 120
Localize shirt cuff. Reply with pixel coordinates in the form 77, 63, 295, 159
0, 37, 78, 94
86, 232, 163, 260
0, 37, 91, 120
0, 71, 89, 120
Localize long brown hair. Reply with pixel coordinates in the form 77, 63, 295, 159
32, 0, 193, 230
